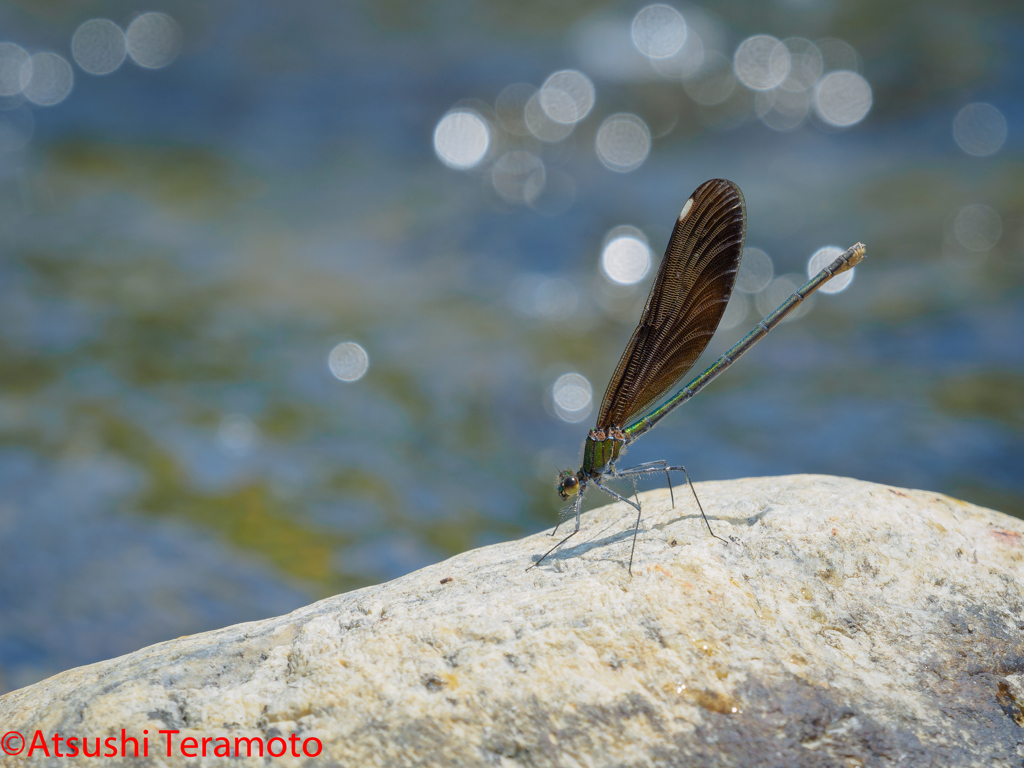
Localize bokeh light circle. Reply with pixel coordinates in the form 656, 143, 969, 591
632, 5, 687, 59
736, 248, 773, 293
733, 35, 790, 91
651, 28, 704, 79
491, 151, 545, 204
218, 414, 260, 457
817, 38, 859, 73
539, 70, 595, 125
807, 246, 854, 294
328, 342, 370, 382
126, 12, 182, 69
552, 373, 593, 423
683, 52, 736, 105
20, 52, 74, 106
595, 113, 651, 172
525, 91, 574, 142
718, 292, 748, 330
756, 275, 813, 321
72, 19, 127, 75
434, 110, 490, 170
760, 88, 811, 131
602, 235, 651, 285
510, 274, 578, 319
952, 103, 1007, 157
780, 38, 822, 92
495, 83, 535, 136
954, 205, 1002, 251
814, 71, 872, 127
0, 43, 30, 96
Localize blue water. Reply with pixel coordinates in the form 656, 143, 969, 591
0, 1, 1021, 692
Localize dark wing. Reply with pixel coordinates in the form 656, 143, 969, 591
596, 179, 746, 429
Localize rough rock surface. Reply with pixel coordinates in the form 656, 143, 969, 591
1, 475, 1023, 767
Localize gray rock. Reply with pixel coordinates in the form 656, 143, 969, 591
1, 475, 1023, 767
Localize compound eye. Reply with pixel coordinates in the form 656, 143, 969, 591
557, 474, 580, 499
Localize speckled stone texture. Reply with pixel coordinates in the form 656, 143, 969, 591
1, 475, 1023, 767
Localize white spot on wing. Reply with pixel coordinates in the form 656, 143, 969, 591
678, 197, 694, 221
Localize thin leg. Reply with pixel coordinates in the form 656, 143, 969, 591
615, 460, 675, 507
596, 477, 646, 577
592, 479, 640, 511
612, 459, 668, 472
628, 476, 641, 576
615, 464, 673, 474
614, 464, 725, 544
672, 465, 725, 544
615, 466, 672, 477
529, 491, 584, 570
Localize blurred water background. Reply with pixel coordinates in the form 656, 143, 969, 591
0, 0, 1020, 693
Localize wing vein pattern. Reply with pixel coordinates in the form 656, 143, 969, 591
596, 178, 747, 429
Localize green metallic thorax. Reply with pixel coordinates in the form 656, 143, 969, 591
580, 427, 626, 478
